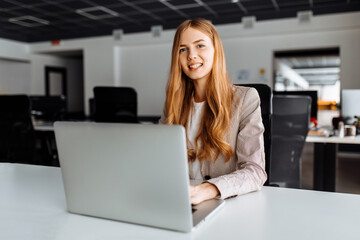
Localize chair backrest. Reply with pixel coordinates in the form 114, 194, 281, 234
271, 95, 311, 188
235, 84, 272, 185
0, 95, 36, 163
93, 87, 138, 123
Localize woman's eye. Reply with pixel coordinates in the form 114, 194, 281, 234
179, 48, 186, 53
198, 44, 205, 48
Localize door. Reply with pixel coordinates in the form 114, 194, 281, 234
45, 66, 67, 97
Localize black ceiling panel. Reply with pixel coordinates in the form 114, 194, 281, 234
181, 6, 208, 15
210, 3, 242, 12
0, 1, 17, 8
33, 3, 53, 10
0, 10, 17, 19
0, 0, 359, 43
202, 0, 229, 3
57, 1, 92, 10
110, 5, 138, 15
136, 1, 169, 10
169, 0, 197, 6
89, 0, 125, 5
241, 1, 277, 12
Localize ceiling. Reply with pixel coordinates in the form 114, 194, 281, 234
0, 0, 360, 43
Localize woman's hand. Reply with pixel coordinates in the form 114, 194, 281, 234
189, 182, 220, 205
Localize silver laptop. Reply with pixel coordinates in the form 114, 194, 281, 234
54, 121, 224, 232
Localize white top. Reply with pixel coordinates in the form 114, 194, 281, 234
187, 99, 205, 181
1, 163, 360, 240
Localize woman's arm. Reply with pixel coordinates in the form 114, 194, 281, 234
207, 87, 267, 199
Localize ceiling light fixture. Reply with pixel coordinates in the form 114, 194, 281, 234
76, 6, 119, 20
8, 16, 49, 27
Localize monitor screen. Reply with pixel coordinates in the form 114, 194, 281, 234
341, 89, 360, 118
273, 90, 318, 119
29, 95, 67, 121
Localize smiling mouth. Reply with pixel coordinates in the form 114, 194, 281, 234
188, 63, 203, 70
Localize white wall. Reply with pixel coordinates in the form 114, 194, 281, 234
0, 38, 29, 61
0, 59, 31, 94
2, 11, 360, 116
30, 37, 116, 114
0, 38, 31, 95
119, 43, 171, 115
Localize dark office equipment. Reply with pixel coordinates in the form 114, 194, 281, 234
0, 95, 36, 164
273, 90, 317, 120
235, 84, 272, 186
138, 115, 161, 124
88, 98, 95, 120
270, 95, 311, 188
29, 95, 67, 121
93, 87, 138, 123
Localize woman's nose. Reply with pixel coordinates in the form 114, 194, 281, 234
187, 49, 198, 60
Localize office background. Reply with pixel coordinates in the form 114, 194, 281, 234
1, 2, 360, 237
0, 5, 360, 117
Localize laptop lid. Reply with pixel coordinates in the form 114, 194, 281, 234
55, 122, 193, 232
55, 121, 224, 232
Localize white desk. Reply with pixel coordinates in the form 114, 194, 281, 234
306, 135, 360, 192
306, 135, 360, 144
1, 163, 360, 240
33, 120, 55, 131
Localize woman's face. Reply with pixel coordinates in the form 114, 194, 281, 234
178, 27, 215, 84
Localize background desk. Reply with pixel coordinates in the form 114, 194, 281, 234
33, 121, 58, 166
1, 163, 360, 240
306, 136, 360, 192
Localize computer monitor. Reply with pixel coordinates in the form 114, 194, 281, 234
341, 89, 360, 118
273, 90, 318, 120
93, 87, 138, 123
29, 95, 67, 121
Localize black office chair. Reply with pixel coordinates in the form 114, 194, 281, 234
93, 86, 138, 123
0, 95, 36, 164
235, 84, 272, 186
270, 95, 311, 188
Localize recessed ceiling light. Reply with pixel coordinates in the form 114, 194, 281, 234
76, 6, 119, 20
8, 16, 49, 27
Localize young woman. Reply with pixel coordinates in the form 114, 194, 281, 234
160, 19, 267, 205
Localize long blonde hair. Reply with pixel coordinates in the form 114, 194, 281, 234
164, 19, 234, 162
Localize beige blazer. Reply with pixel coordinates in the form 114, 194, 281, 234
160, 86, 267, 199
